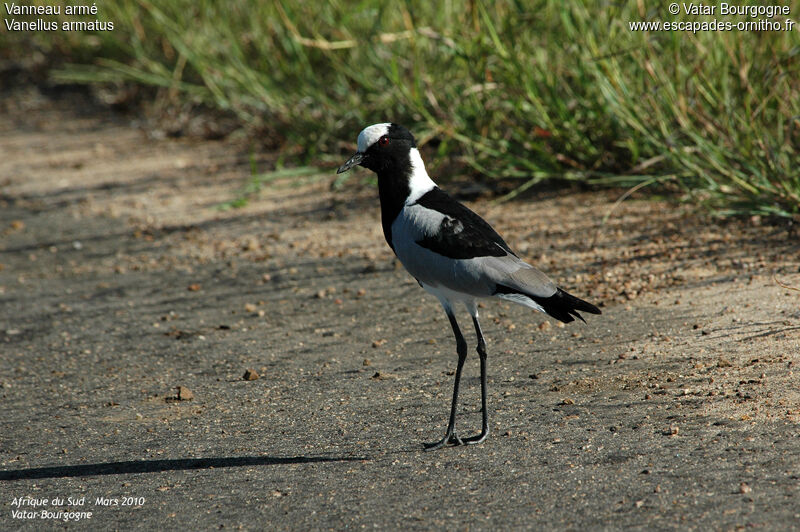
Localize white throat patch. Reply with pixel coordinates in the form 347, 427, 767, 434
406, 148, 436, 204
357, 123, 391, 153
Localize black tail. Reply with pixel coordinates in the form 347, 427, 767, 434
532, 288, 601, 324
494, 284, 601, 324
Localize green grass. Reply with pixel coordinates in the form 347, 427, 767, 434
6, 0, 799, 219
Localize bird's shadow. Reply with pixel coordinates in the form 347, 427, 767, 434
0, 455, 366, 481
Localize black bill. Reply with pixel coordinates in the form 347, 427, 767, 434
337, 152, 364, 174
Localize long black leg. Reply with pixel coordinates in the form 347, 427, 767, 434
424, 308, 468, 451
462, 315, 489, 444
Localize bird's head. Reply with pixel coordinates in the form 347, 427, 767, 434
337, 123, 417, 175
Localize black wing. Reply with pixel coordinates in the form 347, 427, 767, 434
414, 187, 516, 260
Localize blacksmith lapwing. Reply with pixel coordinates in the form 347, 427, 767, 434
337, 123, 601, 450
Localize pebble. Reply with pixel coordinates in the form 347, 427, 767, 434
176, 386, 194, 401
243, 369, 260, 381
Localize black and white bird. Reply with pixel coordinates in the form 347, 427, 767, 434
337, 123, 601, 450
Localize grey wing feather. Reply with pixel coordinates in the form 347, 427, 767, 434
478, 255, 558, 298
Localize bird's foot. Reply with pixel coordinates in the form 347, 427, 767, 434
460, 430, 488, 445
423, 432, 464, 451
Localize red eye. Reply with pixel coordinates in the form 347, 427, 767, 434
378, 136, 389, 147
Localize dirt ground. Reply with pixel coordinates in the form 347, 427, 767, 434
1, 88, 799, 530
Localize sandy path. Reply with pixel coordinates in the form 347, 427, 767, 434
1, 88, 798, 529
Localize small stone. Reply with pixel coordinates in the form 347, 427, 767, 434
739, 482, 752, 494
538, 321, 552, 331
634, 500, 644, 508
561, 398, 575, 405
315, 290, 327, 299
244, 303, 257, 313
363, 359, 371, 366
243, 369, 260, 381
262, 273, 272, 282
356, 288, 366, 297
176, 386, 194, 400
372, 339, 387, 348
187, 283, 201, 292
241, 237, 259, 251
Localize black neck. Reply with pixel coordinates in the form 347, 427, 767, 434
376, 167, 412, 252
